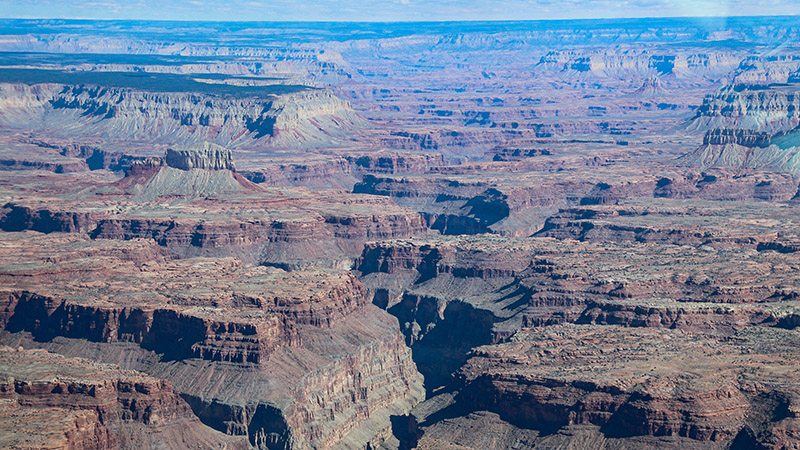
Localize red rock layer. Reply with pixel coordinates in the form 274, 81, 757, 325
0, 346, 247, 450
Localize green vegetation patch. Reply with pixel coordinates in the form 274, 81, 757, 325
0, 67, 311, 97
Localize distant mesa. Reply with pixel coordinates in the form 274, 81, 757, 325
689, 82, 800, 134
165, 142, 234, 171
679, 126, 800, 174
120, 142, 256, 200
633, 76, 667, 97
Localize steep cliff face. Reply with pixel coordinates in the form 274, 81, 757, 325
6, 17, 800, 450
0, 81, 364, 148
165, 142, 234, 171
238, 153, 448, 190
0, 232, 425, 450
241, 158, 358, 188
0, 399, 115, 450
354, 170, 707, 236
537, 192, 800, 247
357, 237, 540, 391
690, 84, 800, 134
702, 127, 772, 147
29, 140, 150, 172
344, 153, 446, 174
0, 291, 304, 365
0, 233, 383, 365
0, 199, 427, 269
354, 175, 530, 235
535, 49, 740, 80
0, 152, 428, 268
357, 231, 800, 421
678, 127, 800, 174
440, 324, 800, 449
0, 346, 247, 450
730, 55, 800, 84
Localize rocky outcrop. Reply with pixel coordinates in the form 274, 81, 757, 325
536, 193, 800, 246
690, 84, 800, 134
0, 157, 88, 173
0, 232, 425, 450
0, 81, 364, 149
679, 128, 800, 174
114, 145, 257, 201
353, 170, 702, 236
702, 127, 772, 148
240, 152, 447, 189
29, 140, 150, 172
0, 234, 382, 363
241, 158, 358, 188
357, 231, 800, 402
357, 236, 542, 391
0, 159, 427, 268
0, 399, 115, 450
434, 325, 800, 448
343, 152, 446, 174
732, 55, 800, 84
7, 16, 800, 450
487, 147, 551, 161
0, 346, 247, 450
354, 175, 542, 235
0, 199, 427, 268
165, 142, 234, 171
634, 76, 667, 97
0, 290, 302, 364
536, 49, 740, 79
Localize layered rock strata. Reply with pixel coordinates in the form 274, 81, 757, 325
412, 324, 800, 449
0, 231, 425, 450
357, 232, 800, 438
0, 81, 364, 149
0, 346, 247, 450
0, 146, 427, 268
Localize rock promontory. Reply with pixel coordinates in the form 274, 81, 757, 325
165, 142, 235, 171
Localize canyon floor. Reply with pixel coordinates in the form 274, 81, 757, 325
1, 16, 800, 450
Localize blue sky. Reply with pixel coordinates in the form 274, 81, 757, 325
0, 0, 797, 21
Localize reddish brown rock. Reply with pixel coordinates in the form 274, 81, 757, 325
409, 325, 800, 449
0, 346, 247, 450
0, 153, 427, 268
0, 399, 115, 450
0, 232, 424, 449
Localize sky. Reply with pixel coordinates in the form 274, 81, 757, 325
0, 0, 798, 22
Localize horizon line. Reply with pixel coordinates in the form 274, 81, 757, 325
1, 13, 798, 24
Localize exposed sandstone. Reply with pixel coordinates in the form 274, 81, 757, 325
0, 164, 427, 268
436, 325, 800, 448
165, 142, 234, 171
690, 83, 800, 134
0, 232, 424, 449
536, 196, 800, 246
702, 127, 772, 148
0, 82, 364, 149
0, 346, 247, 450
3, 16, 800, 450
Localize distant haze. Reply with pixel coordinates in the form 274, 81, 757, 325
0, 0, 798, 21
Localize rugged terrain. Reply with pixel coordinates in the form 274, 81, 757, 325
0, 345, 248, 450
1, 15, 800, 450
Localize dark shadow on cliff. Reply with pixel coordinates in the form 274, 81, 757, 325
181, 394, 293, 450
388, 297, 496, 396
